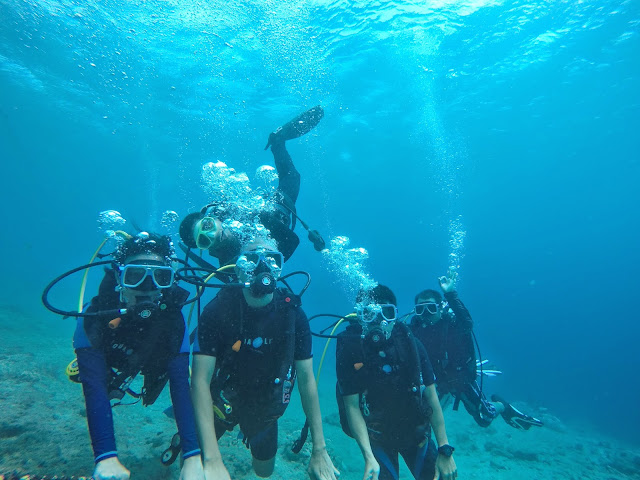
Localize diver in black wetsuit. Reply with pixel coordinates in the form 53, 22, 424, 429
190, 237, 338, 480
179, 106, 326, 267
336, 285, 457, 480
72, 232, 203, 480
410, 271, 544, 431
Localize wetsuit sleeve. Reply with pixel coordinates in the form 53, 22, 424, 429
294, 308, 312, 360
167, 354, 201, 459
75, 347, 118, 463
194, 300, 221, 357
444, 291, 473, 333
167, 311, 191, 355
416, 340, 436, 387
336, 334, 364, 396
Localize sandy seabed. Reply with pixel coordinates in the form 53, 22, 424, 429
1, 306, 638, 480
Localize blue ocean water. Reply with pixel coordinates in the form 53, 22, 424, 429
1, 0, 638, 454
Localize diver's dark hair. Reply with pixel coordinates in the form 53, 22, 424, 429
114, 232, 174, 264
179, 212, 204, 249
415, 289, 442, 305
356, 284, 397, 307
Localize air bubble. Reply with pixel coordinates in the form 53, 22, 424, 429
98, 210, 126, 233
161, 210, 180, 231
323, 236, 377, 301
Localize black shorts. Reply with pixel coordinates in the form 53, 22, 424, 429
215, 407, 279, 461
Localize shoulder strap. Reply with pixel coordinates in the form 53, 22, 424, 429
392, 323, 425, 395
275, 290, 298, 378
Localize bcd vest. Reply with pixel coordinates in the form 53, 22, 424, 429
336, 323, 432, 446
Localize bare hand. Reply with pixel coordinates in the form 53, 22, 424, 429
180, 455, 205, 480
438, 269, 458, 294
362, 456, 380, 480
94, 457, 130, 480
433, 455, 457, 480
308, 448, 340, 480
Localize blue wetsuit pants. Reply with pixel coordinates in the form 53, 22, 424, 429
371, 438, 437, 480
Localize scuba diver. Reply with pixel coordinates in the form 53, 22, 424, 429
336, 285, 457, 480
179, 105, 326, 267
410, 271, 543, 431
190, 238, 339, 480
69, 232, 203, 480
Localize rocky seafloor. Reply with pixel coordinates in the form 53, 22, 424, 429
1, 306, 638, 480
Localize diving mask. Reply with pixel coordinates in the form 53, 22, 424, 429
119, 264, 174, 289
356, 303, 397, 323
356, 303, 397, 342
415, 301, 440, 316
236, 250, 283, 277
194, 216, 219, 249
236, 249, 283, 296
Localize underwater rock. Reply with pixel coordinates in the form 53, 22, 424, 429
0, 423, 25, 439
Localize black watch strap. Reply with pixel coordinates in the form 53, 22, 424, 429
438, 444, 455, 457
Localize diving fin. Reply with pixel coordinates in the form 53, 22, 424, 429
265, 105, 324, 150
491, 394, 543, 430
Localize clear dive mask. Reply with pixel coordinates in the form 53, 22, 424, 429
119, 264, 174, 289
236, 249, 284, 296
356, 303, 397, 323
414, 301, 440, 316
236, 250, 283, 276
356, 303, 397, 342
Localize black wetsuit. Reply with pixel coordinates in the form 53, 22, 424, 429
73, 271, 200, 464
194, 288, 312, 460
209, 142, 300, 266
336, 324, 437, 480
410, 291, 497, 428
260, 141, 301, 261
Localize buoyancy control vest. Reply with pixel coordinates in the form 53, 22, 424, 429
210, 288, 302, 424
337, 323, 432, 446
87, 269, 189, 406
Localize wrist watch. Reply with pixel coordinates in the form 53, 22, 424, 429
438, 444, 455, 457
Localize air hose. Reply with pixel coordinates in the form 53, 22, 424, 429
291, 313, 356, 453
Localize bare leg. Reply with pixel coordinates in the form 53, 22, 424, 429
253, 456, 276, 478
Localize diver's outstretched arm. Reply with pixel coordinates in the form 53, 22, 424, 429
264, 106, 324, 204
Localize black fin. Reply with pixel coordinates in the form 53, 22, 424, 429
265, 105, 324, 150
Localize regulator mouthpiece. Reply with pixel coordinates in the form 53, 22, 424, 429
127, 299, 165, 318
250, 272, 277, 296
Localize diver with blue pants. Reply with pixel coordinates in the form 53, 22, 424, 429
71, 232, 203, 480
336, 285, 458, 480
